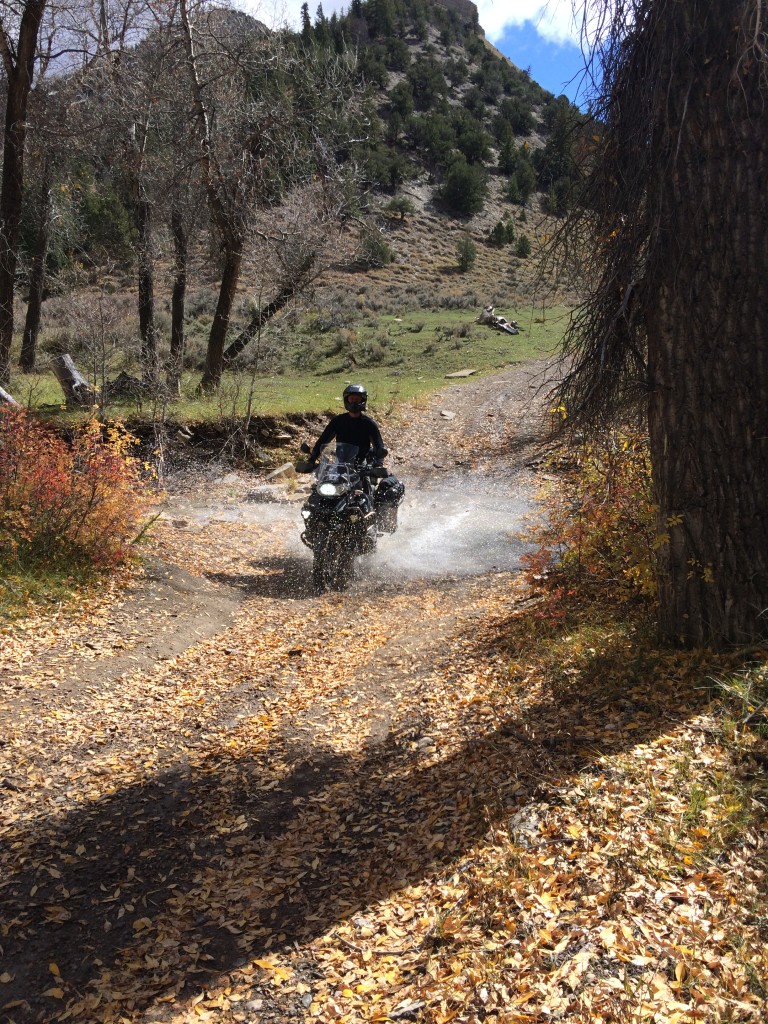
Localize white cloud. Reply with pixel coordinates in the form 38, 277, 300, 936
477, 2, 581, 47
238, 1, 590, 47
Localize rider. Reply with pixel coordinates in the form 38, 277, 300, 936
307, 383, 387, 467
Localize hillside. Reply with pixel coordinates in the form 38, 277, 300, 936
2, 0, 587, 402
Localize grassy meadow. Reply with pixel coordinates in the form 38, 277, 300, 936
12, 303, 571, 423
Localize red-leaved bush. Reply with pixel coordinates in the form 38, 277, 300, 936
0, 408, 147, 567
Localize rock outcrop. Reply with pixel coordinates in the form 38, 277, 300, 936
434, 0, 483, 34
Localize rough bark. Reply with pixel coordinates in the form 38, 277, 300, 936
199, 248, 242, 392
179, 0, 244, 393
644, 1, 768, 646
51, 353, 97, 408
167, 206, 188, 397
557, 0, 768, 647
19, 173, 52, 373
136, 194, 159, 381
0, 0, 48, 385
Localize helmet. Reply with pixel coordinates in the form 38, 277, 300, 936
343, 383, 367, 412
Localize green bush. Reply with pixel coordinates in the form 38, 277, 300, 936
456, 234, 477, 272
515, 233, 532, 258
77, 179, 135, 264
440, 160, 487, 215
489, 219, 515, 246
383, 196, 416, 220
359, 225, 394, 268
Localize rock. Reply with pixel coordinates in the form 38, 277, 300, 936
440, 410, 456, 420
266, 462, 298, 483
445, 368, 477, 378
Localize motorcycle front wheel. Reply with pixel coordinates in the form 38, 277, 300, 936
312, 528, 354, 592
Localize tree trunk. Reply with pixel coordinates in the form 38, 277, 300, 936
51, 353, 98, 408
19, 175, 52, 373
222, 284, 296, 367
0, 1, 47, 385
645, 1, 768, 647
0, 384, 20, 406
199, 247, 242, 393
167, 207, 188, 397
136, 194, 159, 382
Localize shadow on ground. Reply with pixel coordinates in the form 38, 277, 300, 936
1, 619, 718, 1022
206, 555, 316, 600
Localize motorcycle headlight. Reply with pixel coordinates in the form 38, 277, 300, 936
301, 509, 311, 519
318, 482, 341, 497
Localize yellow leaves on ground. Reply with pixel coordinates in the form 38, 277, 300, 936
1, 506, 766, 1024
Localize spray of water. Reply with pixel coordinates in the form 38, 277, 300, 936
165, 468, 536, 591
362, 472, 535, 587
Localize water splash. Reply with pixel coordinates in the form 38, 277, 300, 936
165, 469, 536, 589
366, 473, 535, 584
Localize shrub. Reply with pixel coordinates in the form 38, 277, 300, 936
456, 233, 477, 272
383, 196, 416, 220
489, 219, 515, 247
359, 225, 394, 268
524, 428, 657, 600
440, 160, 487, 215
515, 233, 532, 258
0, 409, 147, 569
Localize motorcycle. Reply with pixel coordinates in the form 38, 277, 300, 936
297, 441, 405, 592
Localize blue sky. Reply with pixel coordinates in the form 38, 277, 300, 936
492, 19, 588, 103
242, 1, 592, 104
474, 2, 591, 103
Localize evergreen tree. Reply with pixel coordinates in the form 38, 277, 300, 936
456, 233, 477, 271
441, 160, 487, 215
314, 4, 331, 47
300, 2, 312, 44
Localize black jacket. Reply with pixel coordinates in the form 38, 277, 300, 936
310, 413, 386, 462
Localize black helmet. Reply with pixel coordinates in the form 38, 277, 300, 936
343, 383, 367, 412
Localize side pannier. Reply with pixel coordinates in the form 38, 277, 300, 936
374, 475, 405, 533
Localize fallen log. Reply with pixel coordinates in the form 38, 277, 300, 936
0, 385, 20, 406
102, 371, 150, 400
51, 354, 97, 407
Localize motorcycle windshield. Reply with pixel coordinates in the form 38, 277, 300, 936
334, 442, 360, 465
315, 443, 360, 494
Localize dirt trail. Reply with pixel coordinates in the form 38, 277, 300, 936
0, 362, 556, 1023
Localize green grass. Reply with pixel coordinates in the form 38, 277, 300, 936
14, 304, 571, 423
0, 560, 101, 625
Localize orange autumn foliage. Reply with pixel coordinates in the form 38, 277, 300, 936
0, 408, 148, 567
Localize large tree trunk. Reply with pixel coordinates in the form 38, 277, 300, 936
19, 173, 52, 373
0, 1, 47, 385
167, 206, 188, 397
136, 194, 159, 382
199, 247, 242, 393
645, 1, 768, 646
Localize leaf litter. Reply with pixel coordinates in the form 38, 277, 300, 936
1, 367, 766, 1024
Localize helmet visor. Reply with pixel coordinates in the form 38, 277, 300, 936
346, 393, 365, 406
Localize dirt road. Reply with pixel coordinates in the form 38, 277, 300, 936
0, 362, 556, 1023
